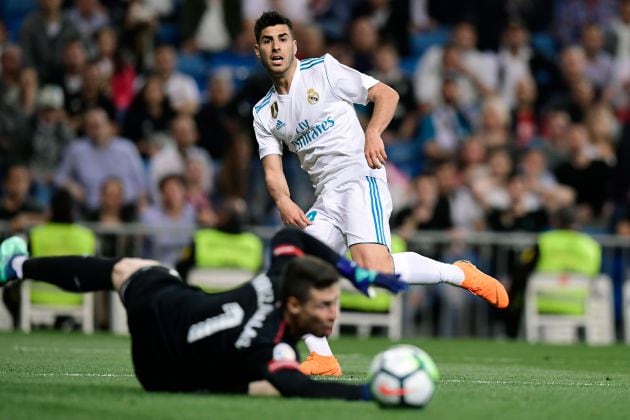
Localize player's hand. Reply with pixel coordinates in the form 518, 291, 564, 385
277, 197, 311, 228
336, 257, 408, 297
364, 131, 387, 169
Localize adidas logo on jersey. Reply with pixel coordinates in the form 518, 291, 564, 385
276, 120, 286, 130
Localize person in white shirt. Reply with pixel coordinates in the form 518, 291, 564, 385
252, 11, 508, 377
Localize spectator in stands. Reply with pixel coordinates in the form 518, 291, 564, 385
477, 96, 513, 151
53, 107, 147, 213
518, 147, 575, 214
549, 46, 589, 115
216, 131, 253, 202
606, 0, 630, 60
511, 76, 541, 150
65, 0, 110, 42
54, 39, 88, 100
538, 109, 571, 170
180, 0, 243, 55
20, 0, 81, 84
346, 16, 379, 73
149, 114, 214, 203
0, 163, 46, 233
417, 76, 473, 165
485, 172, 549, 233
554, 124, 614, 224
195, 70, 241, 161
11, 84, 74, 206
143, 44, 201, 115
472, 147, 515, 211
585, 103, 618, 166
85, 177, 137, 257
413, 22, 497, 112
581, 23, 614, 95
0, 45, 25, 111
184, 155, 218, 227
16, 67, 39, 120
94, 27, 137, 113
122, 73, 175, 159
0, 21, 8, 58
555, 0, 617, 47
139, 173, 196, 266
567, 77, 599, 124
496, 19, 560, 112
393, 171, 452, 236
369, 43, 418, 142
294, 23, 326, 60
121, 0, 159, 73
65, 61, 117, 132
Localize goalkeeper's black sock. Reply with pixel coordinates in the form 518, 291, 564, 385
22, 256, 120, 292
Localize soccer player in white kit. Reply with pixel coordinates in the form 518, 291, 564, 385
252, 11, 509, 376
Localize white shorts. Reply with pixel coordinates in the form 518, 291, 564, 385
304, 176, 392, 254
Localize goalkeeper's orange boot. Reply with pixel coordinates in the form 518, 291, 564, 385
299, 352, 343, 376
454, 260, 509, 309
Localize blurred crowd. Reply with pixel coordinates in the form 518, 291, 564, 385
1, 0, 630, 268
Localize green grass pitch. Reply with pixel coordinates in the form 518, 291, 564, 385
1, 331, 629, 419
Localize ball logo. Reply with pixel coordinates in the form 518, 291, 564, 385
307, 88, 319, 104
378, 383, 409, 397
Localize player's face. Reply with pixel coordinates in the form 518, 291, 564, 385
255, 24, 297, 77
288, 284, 340, 337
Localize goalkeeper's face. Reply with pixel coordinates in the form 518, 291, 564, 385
286, 284, 340, 337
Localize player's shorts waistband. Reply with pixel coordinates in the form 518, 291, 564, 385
119, 265, 181, 305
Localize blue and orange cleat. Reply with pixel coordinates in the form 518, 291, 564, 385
299, 352, 343, 377
454, 260, 509, 309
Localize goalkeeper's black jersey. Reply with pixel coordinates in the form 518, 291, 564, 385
125, 228, 367, 400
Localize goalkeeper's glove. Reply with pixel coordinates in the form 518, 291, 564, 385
335, 257, 408, 297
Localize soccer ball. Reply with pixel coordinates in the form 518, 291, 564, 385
368, 344, 439, 408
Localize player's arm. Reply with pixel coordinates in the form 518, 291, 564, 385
364, 82, 399, 169
262, 366, 370, 400
261, 155, 311, 228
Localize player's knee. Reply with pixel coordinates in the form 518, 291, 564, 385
350, 247, 393, 272
112, 258, 160, 290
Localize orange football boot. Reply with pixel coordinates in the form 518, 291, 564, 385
454, 260, 509, 309
298, 352, 343, 376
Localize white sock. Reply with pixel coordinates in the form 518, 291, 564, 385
303, 334, 333, 356
10, 256, 27, 279
392, 252, 464, 286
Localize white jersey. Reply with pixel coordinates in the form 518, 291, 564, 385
253, 54, 386, 195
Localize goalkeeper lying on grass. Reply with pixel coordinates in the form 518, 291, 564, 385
0, 227, 405, 399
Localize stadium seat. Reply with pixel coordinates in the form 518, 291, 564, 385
21, 224, 97, 333
186, 229, 264, 292
524, 273, 615, 345
331, 235, 407, 340
624, 280, 630, 345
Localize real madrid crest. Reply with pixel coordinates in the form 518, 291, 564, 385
270, 101, 278, 119
307, 88, 319, 105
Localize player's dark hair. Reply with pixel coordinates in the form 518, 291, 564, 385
280, 256, 338, 307
254, 11, 294, 42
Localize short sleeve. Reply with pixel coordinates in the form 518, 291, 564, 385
323, 54, 379, 105
253, 112, 283, 159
